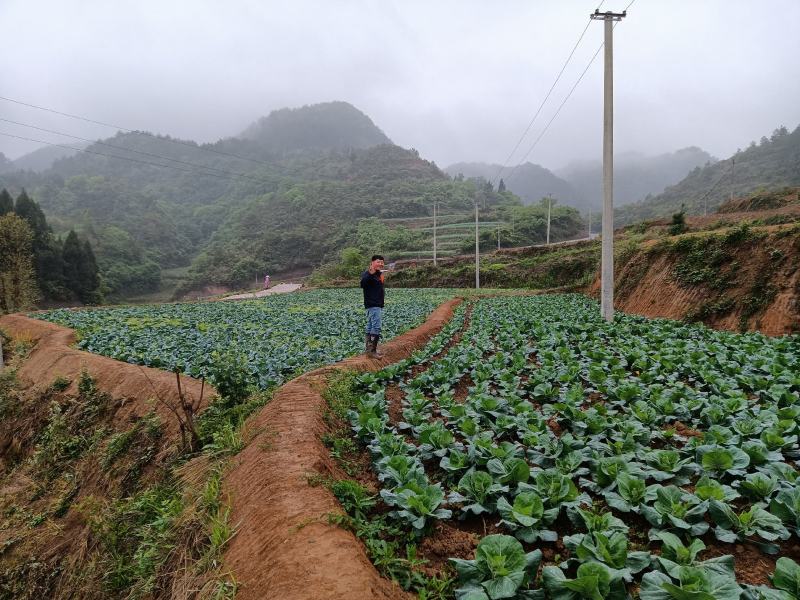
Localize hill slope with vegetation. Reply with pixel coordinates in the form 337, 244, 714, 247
0, 102, 459, 298
616, 125, 800, 224
445, 161, 579, 208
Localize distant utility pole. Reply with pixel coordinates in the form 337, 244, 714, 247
546, 194, 553, 245
730, 157, 735, 203
475, 201, 480, 289
591, 8, 626, 323
433, 202, 438, 266
497, 225, 501, 250
587, 209, 592, 237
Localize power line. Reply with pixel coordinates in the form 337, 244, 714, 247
0, 117, 274, 185
698, 158, 735, 216
504, 2, 636, 183
0, 94, 274, 167
0, 131, 255, 184
491, 0, 605, 188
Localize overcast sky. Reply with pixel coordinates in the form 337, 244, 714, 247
1, 0, 798, 171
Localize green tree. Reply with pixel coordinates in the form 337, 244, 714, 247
0, 189, 13, 215
62, 230, 86, 301
0, 213, 39, 313
77, 239, 102, 304
14, 189, 67, 299
14, 189, 48, 238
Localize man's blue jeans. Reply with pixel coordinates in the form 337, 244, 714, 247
365, 307, 382, 336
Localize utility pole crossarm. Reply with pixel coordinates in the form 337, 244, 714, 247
590, 10, 626, 20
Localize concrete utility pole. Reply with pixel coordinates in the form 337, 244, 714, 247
730, 157, 735, 203
591, 8, 626, 322
474, 201, 480, 289
432, 202, 437, 266
546, 194, 552, 245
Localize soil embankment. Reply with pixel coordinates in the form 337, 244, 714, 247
589, 223, 800, 335
0, 314, 213, 428
221, 298, 462, 600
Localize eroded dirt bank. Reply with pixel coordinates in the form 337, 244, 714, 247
0, 314, 214, 432
222, 298, 462, 600
589, 224, 800, 335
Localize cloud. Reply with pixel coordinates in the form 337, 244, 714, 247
1, 0, 798, 170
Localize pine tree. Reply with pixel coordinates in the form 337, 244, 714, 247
13, 189, 48, 240
62, 230, 83, 300
0, 213, 38, 313
498, 179, 507, 193
13, 189, 67, 299
0, 189, 13, 215
78, 239, 102, 304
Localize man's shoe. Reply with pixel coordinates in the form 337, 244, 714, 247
365, 334, 372, 355
368, 334, 384, 359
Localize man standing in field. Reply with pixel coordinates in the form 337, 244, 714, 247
360, 255, 385, 359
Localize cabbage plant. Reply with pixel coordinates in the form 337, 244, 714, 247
496, 491, 557, 543
450, 534, 543, 600
450, 470, 508, 516
542, 562, 627, 600
708, 499, 790, 553
561, 531, 651, 581
641, 485, 709, 538
640, 566, 743, 600
770, 486, 800, 536
653, 531, 734, 579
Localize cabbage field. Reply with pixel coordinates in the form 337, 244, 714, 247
346, 294, 800, 600
35, 288, 453, 390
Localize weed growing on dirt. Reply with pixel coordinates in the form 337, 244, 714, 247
197, 389, 272, 453
50, 376, 71, 392
0, 368, 19, 420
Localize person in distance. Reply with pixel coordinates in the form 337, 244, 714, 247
360, 254, 386, 359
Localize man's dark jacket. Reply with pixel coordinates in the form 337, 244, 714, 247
360, 270, 385, 308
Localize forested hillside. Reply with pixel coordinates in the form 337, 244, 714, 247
0, 102, 515, 298
240, 101, 392, 152
11, 144, 85, 172
445, 161, 578, 207
617, 125, 800, 224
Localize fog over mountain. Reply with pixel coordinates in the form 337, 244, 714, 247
0, 0, 798, 172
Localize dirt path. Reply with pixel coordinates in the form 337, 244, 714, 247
222, 282, 302, 301
222, 298, 462, 600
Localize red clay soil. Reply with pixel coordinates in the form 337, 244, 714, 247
0, 314, 214, 436
588, 226, 800, 336
221, 298, 462, 600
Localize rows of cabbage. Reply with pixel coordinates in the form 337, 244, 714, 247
35, 288, 453, 391
351, 294, 800, 600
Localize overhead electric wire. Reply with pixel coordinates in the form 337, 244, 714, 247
0, 131, 259, 185
697, 158, 735, 214
0, 94, 274, 168
0, 117, 275, 185
503, 0, 637, 184
491, 0, 605, 188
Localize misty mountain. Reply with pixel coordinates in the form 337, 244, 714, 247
445, 161, 578, 207
240, 101, 392, 153
0, 152, 13, 174
556, 146, 715, 211
11, 143, 88, 172
616, 125, 800, 224
0, 101, 455, 296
